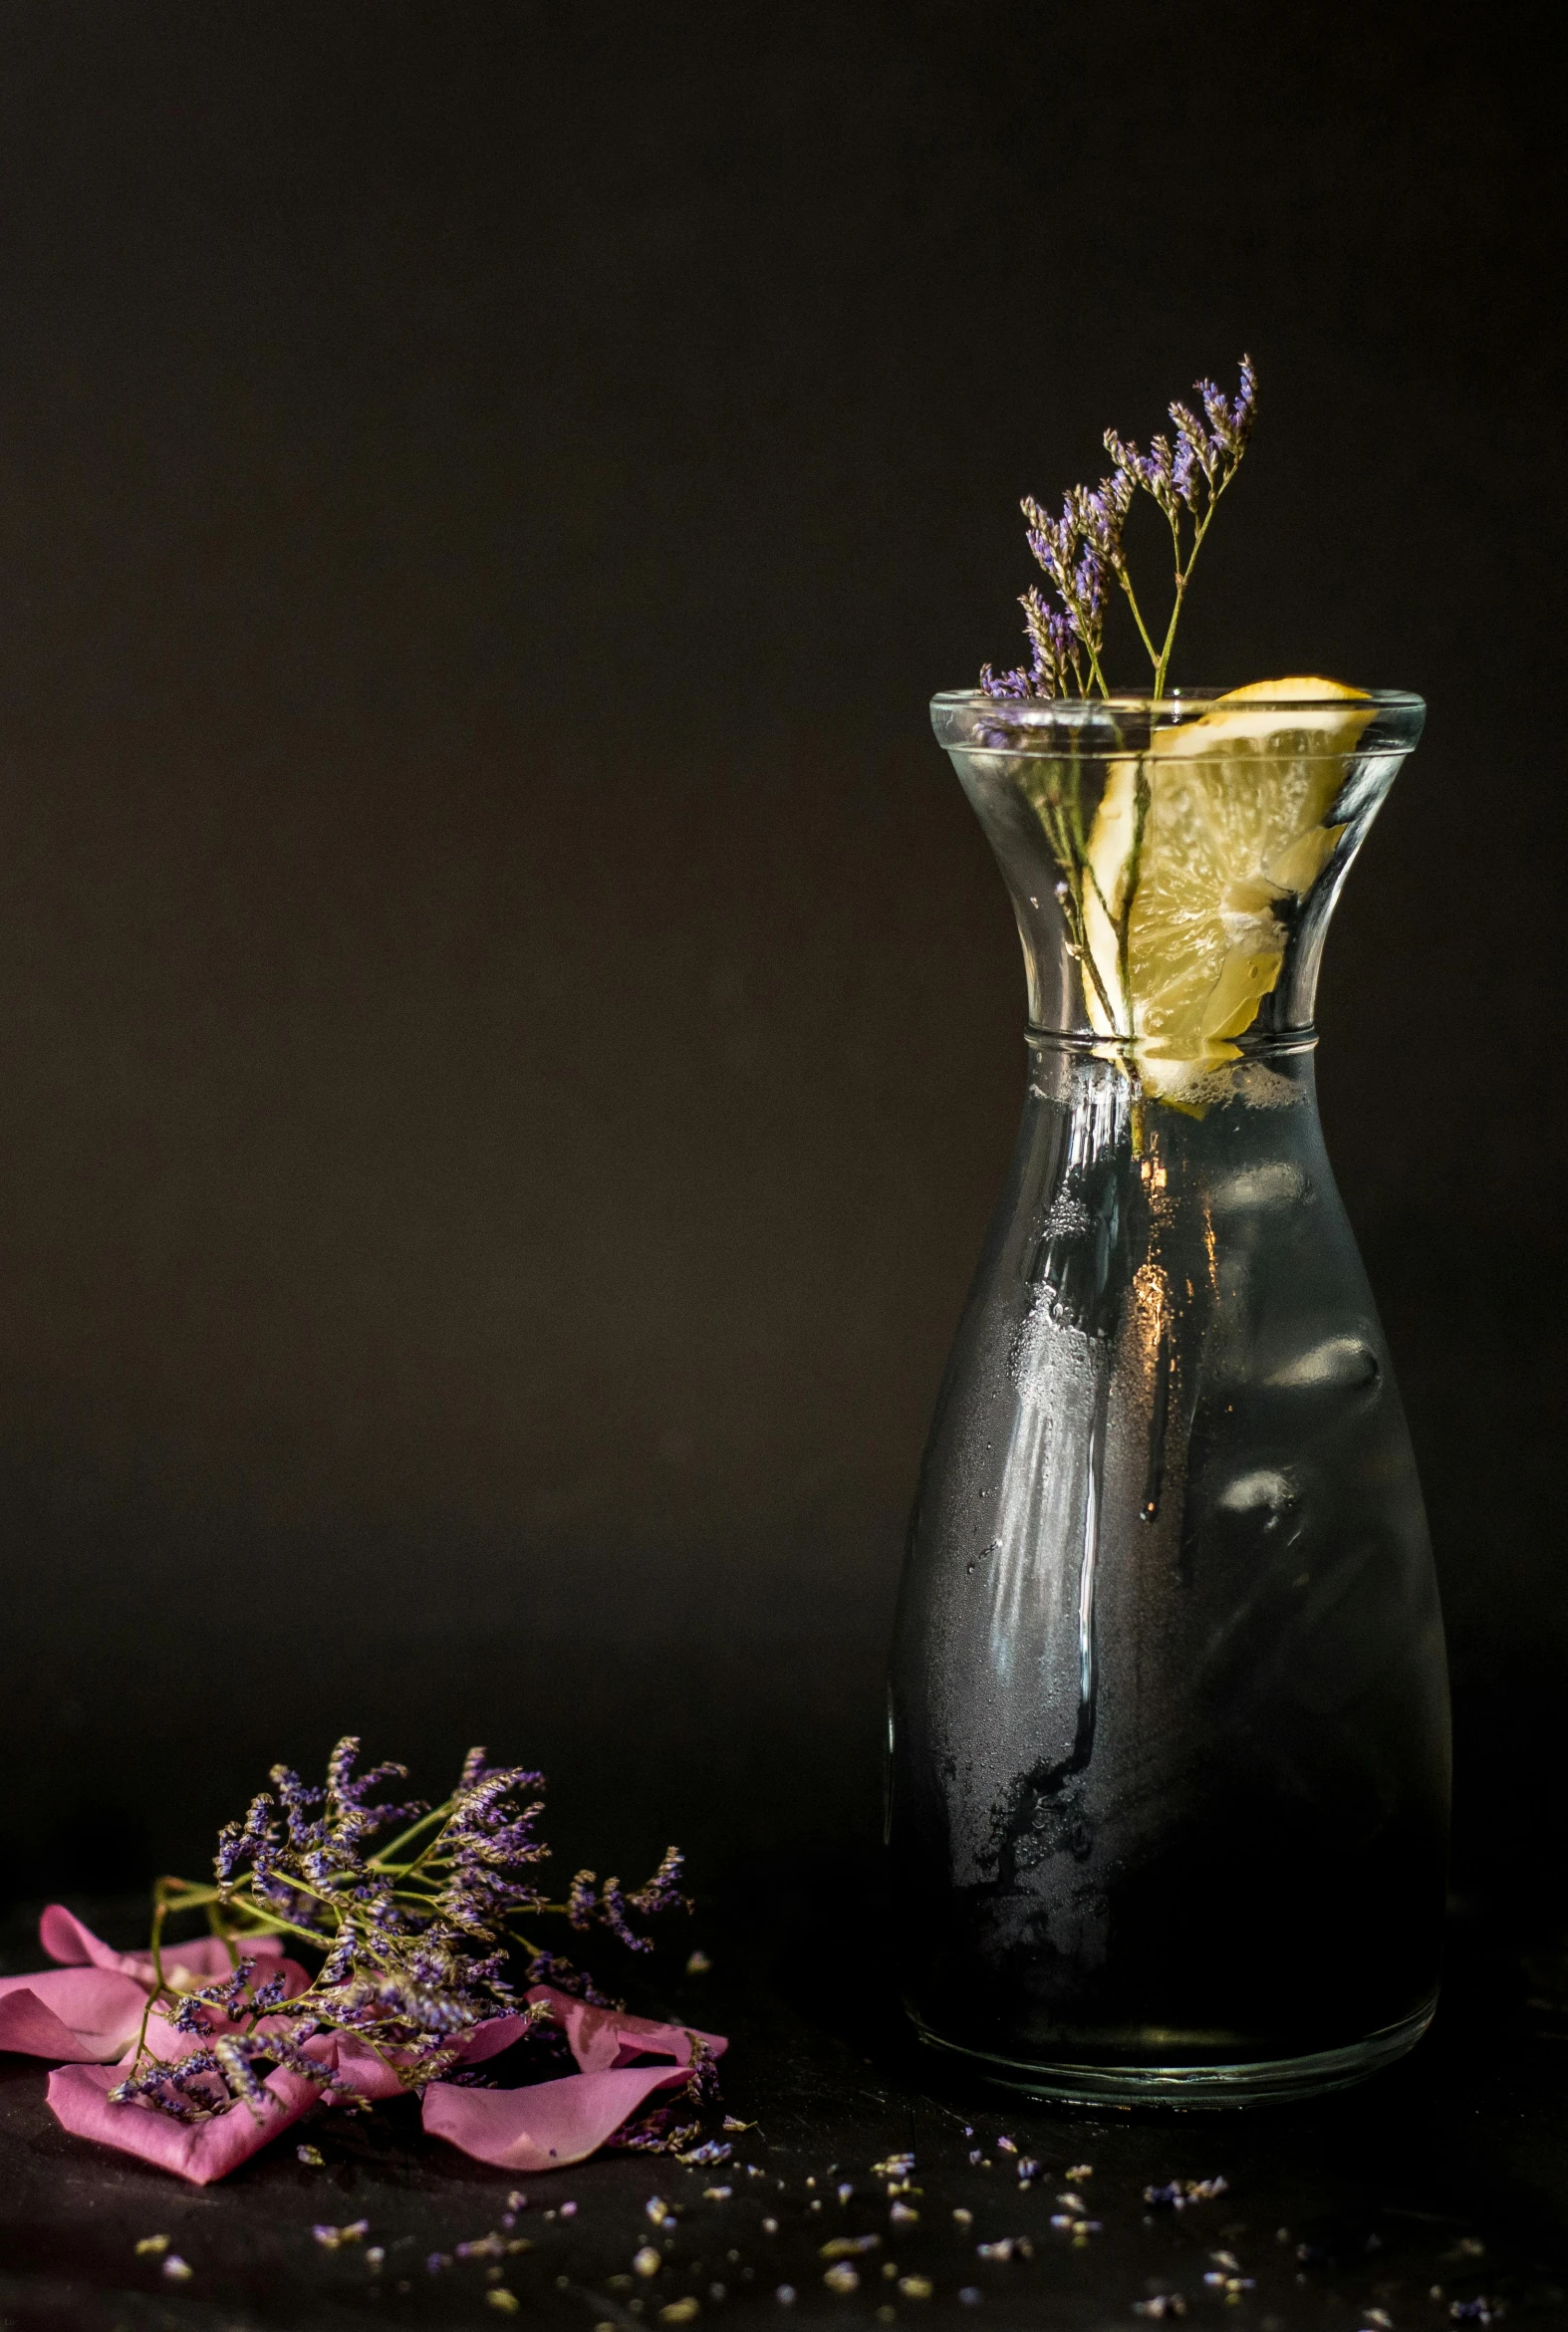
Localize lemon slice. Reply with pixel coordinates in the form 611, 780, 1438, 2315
1081, 678, 1374, 1102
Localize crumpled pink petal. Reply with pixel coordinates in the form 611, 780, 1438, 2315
0, 1967, 150, 2062
419, 1985, 728, 2171
38, 2010, 560, 2179
1, 1908, 309, 2068
47, 2061, 322, 2184
307, 2014, 535, 2103
33, 1914, 729, 2185
40, 1903, 288, 1987
19, 1912, 327, 2183
422, 2062, 692, 2171
528, 1984, 725, 2076
313, 2002, 624, 2107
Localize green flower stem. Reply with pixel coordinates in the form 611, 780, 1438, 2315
1030, 757, 1123, 1037
1117, 566, 1163, 675
1116, 766, 1152, 1023
376, 1806, 451, 1865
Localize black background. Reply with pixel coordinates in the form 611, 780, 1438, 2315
1, 1, 1563, 1924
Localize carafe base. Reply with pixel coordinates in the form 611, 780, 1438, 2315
909, 1994, 1437, 2109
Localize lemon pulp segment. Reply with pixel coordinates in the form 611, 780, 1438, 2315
1082, 678, 1374, 1101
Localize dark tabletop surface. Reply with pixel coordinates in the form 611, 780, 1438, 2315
2, 1895, 1566, 2332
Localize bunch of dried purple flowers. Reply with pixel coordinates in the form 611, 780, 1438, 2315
109, 1737, 689, 2126
982, 356, 1257, 701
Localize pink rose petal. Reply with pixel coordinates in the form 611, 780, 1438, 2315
420, 1993, 729, 2171
39, 1904, 288, 1986
528, 1983, 726, 2074
33, 1926, 732, 2183
3, 1922, 307, 2069
312, 2029, 413, 2103
454, 2012, 539, 2067
0, 1967, 150, 2062
422, 2062, 689, 2171
47, 2061, 321, 2184
301, 2011, 538, 2103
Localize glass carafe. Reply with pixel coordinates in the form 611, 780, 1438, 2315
887, 687, 1449, 2105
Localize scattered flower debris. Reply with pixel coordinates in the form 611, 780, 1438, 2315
722, 2117, 755, 2133
952, 2208, 973, 2227
900, 2275, 934, 2300
821, 2237, 881, 2260
1203, 2270, 1255, 2294
762, 2218, 779, 2235
776, 2286, 796, 2305
133, 2235, 169, 2256
660, 2303, 700, 2325
1134, 2299, 1187, 2320
367, 2248, 386, 2269
313, 2220, 369, 2248
996, 2136, 1017, 2154
486, 2295, 520, 2317
686, 1951, 713, 1974
871, 2154, 915, 2180
681, 2141, 732, 2167
824, 2263, 860, 2293
296, 2144, 325, 2167
1017, 2158, 1041, 2183
1066, 2165, 1094, 2182
648, 2199, 677, 2226
837, 2183, 854, 2204
976, 2238, 1032, 2262
1145, 2178, 1229, 2209
1051, 2192, 1102, 2238
1449, 2306, 1500, 2326
891, 2202, 919, 2224
703, 2186, 733, 2202
634, 2247, 663, 2277
161, 2257, 193, 2282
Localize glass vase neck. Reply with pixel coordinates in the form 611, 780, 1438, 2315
933, 686, 1424, 1109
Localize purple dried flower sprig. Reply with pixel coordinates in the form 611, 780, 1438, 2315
110, 1738, 689, 2126
982, 356, 1257, 703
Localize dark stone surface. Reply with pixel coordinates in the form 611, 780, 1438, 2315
2, 1900, 1566, 2330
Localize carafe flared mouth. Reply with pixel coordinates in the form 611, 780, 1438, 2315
933, 683, 1426, 1102
932, 688, 1426, 759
